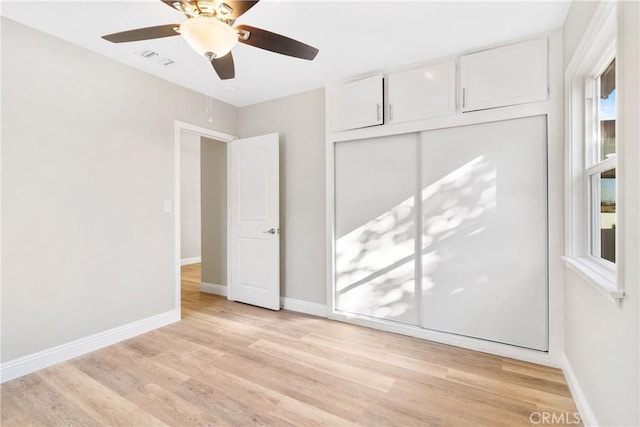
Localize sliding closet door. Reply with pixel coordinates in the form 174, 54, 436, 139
334, 134, 418, 325
420, 115, 548, 350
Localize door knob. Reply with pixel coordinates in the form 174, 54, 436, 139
263, 228, 278, 235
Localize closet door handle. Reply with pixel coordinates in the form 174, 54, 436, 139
462, 88, 466, 109
376, 103, 382, 122
389, 103, 394, 121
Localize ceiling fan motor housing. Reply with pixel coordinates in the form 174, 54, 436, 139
179, 17, 238, 59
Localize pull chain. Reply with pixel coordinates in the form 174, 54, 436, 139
205, 92, 214, 123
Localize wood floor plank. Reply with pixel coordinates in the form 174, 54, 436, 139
161, 337, 370, 422
2, 374, 102, 426
0, 381, 30, 424
0, 264, 580, 426
250, 338, 396, 392
389, 377, 537, 426
37, 364, 166, 426
154, 340, 367, 424
172, 378, 295, 427
99, 343, 191, 389
1, 412, 40, 427
127, 383, 229, 427
273, 396, 357, 427
300, 332, 448, 377
501, 359, 568, 384
70, 351, 150, 396
446, 368, 578, 411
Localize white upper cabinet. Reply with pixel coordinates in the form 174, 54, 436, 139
388, 61, 456, 124
460, 38, 548, 112
327, 75, 384, 132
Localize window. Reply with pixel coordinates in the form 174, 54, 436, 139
586, 58, 617, 265
564, 1, 623, 302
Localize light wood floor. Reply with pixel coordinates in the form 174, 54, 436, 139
1, 264, 580, 426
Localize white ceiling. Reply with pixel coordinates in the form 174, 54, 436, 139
1, 0, 571, 107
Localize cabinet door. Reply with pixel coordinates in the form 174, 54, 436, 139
327, 75, 383, 132
460, 38, 548, 112
388, 61, 456, 124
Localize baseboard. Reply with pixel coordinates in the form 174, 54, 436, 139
561, 353, 598, 426
198, 286, 326, 318
199, 282, 227, 296
280, 297, 327, 317
0, 310, 180, 384
181, 256, 201, 266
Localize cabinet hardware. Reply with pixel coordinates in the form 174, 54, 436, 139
389, 103, 394, 121
376, 103, 382, 122
462, 88, 466, 109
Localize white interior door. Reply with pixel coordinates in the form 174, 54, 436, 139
229, 133, 280, 310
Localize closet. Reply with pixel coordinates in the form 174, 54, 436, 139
334, 116, 548, 351
328, 35, 556, 354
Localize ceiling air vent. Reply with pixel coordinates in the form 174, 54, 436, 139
135, 49, 175, 66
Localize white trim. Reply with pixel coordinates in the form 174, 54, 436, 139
226, 139, 233, 301
561, 353, 599, 427
0, 310, 179, 384
180, 256, 201, 266
565, 2, 617, 76
199, 284, 327, 318
175, 121, 237, 143
280, 297, 327, 317
563, 1, 623, 302
199, 282, 227, 296
174, 121, 237, 319
325, 88, 335, 319
563, 257, 621, 302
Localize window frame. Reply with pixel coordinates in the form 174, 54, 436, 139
564, 1, 624, 303
585, 54, 617, 270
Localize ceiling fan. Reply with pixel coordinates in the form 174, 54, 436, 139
101, 0, 319, 80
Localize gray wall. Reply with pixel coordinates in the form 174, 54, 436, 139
1, 18, 238, 362
200, 137, 227, 286
238, 89, 326, 304
562, 2, 639, 425
180, 132, 201, 261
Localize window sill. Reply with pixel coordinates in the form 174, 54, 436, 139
562, 256, 624, 304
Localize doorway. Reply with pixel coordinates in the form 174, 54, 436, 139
174, 121, 236, 317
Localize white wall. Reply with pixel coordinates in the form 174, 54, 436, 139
0, 18, 238, 362
562, 2, 639, 426
239, 89, 326, 304
562, 0, 600, 67
180, 132, 201, 262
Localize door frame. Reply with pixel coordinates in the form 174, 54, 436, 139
173, 120, 237, 317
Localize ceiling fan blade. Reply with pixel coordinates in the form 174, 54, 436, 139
160, 0, 182, 12
211, 52, 235, 80
102, 24, 180, 43
236, 25, 318, 60
225, 1, 261, 19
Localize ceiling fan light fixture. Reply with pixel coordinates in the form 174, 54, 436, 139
180, 17, 238, 60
